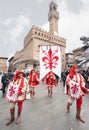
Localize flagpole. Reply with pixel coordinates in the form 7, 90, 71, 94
39, 36, 61, 81
48, 38, 53, 97
49, 37, 51, 49
38, 37, 63, 51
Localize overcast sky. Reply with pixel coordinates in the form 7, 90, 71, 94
0, 0, 89, 58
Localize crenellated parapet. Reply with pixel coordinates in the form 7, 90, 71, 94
24, 25, 66, 47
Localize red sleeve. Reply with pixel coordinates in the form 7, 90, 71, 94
18, 90, 22, 96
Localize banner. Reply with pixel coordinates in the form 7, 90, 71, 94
39, 46, 61, 80
6, 82, 19, 102
69, 80, 81, 99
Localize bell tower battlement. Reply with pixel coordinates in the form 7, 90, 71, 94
48, 1, 59, 34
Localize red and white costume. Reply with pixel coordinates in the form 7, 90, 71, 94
14, 75, 28, 102
46, 72, 56, 87
6, 71, 28, 103
28, 69, 39, 96
28, 69, 39, 87
46, 71, 56, 97
65, 67, 88, 108
65, 66, 88, 123
6, 70, 28, 125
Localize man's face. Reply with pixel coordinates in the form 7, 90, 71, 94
32, 70, 35, 73
74, 68, 78, 73
18, 73, 23, 77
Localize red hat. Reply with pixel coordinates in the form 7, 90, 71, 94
30, 69, 35, 73
69, 66, 78, 79
16, 70, 24, 76
13, 70, 24, 82
15, 70, 24, 78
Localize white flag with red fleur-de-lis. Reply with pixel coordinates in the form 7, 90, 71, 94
6, 82, 19, 102
39, 46, 61, 80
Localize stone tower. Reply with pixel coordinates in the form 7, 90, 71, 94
8, 1, 66, 72
48, 1, 59, 34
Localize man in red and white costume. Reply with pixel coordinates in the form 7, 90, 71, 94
28, 69, 39, 96
6, 70, 28, 125
46, 71, 56, 97
65, 66, 89, 123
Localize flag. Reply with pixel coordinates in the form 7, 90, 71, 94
6, 82, 19, 102
39, 46, 61, 80
69, 80, 81, 99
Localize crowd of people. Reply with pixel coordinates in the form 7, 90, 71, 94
0, 66, 89, 125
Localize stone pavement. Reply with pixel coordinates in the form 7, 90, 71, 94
0, 82, 89, 130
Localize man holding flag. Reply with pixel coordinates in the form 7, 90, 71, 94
46, 71, 56, 97
39, 45, 61, 96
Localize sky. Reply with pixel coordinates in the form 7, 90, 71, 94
0, 0, 89, 58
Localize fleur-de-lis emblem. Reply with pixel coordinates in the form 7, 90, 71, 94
9, 86, 15, 97
71, 84, 78, 95
42, 48, 59, 70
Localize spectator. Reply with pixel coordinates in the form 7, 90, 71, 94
1, 73, 9, 97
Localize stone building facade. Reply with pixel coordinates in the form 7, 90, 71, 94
73, 47, 83, 65
0, 57, 8, 72
73, 45, 89, 68
65, 52, 74, 69
8, 1, 66, 72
